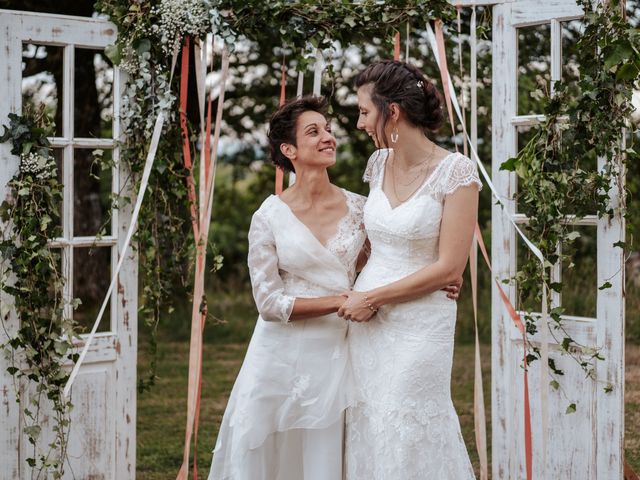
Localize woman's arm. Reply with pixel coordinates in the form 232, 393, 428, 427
289, 296, 345, 321
355, 238, 371, 272
249, 209, 346, 322
338, 184, 478, 321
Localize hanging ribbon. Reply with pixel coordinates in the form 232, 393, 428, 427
427, 21, 544, 480
63, 45, 185, 397
434, 20, 459, 153
177, 38, 230, 480
394, 31, 401, 60
475, 225, 533, 480
179, 36, 201, 240
456, 5, 468, 157
470, 230, 488, 480
312, 48, 323, 96
275, 59, 286, 195
405, 23, 410, 62
63, 112, 166, 398
468, 8, 488, 480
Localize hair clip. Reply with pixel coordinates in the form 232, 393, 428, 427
416, 80, 424, 89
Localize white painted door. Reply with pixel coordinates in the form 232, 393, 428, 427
0, 10, 136, 479
491, 1, 625, 478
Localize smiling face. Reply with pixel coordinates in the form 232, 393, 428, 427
282, 110, 336, 170
357, 83, 386, 148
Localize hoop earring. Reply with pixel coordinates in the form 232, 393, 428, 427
391, 127, 399, 144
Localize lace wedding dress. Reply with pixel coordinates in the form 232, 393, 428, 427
209, 190, 366, 480
345, 149, 481, 480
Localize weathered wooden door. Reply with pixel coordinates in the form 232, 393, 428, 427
0, 10, 137, 479
492, 1, 625, 478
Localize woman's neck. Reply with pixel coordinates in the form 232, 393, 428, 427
285, 167, 334, 206
389, 128, 435, 169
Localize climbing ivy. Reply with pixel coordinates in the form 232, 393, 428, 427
0, 107, 76, 478
502, 0, 637, 393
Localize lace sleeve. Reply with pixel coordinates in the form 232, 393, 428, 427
247, 209, 295, 322
362, 149, 389, 184
443, 154, 483, 195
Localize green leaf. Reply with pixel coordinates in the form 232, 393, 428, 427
598, 281, 612, 290
104, 43, 122, 64
603, 43, 633, 70
615, 62, 639, 81
565, 231, 581, 241
500, 157, 517, 172
565, 403, 576, 414
550, 380, 559, 390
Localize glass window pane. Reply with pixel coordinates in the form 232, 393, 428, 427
52, 147, 64, 232
74, 49, 113, 139
73, 148, 113, 237
516, 229, 543, 315
561, 20, 584, 96
22, 43, 63, 137
515, 125, 540, 216
518, 24, 551, 116
560, 226, 597, 318
73, 246, 112, 333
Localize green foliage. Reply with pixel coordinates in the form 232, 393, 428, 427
0, 107, 75, 478
502, 0, 638, 396
212, 1, 453, 63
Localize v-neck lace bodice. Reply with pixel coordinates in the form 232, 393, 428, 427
360, 148, 482, 276
247, 190, 366, 323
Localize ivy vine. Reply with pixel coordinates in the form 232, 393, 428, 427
502, 0, 637, 395
0, 107, 77, 478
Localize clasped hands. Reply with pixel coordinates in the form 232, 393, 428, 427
336, 278, 463, 323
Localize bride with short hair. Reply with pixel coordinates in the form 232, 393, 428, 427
208, 95, 367, 480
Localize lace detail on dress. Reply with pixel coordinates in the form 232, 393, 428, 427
247, 210, 296, 322
362, 149, 390, 185
325, 191, 367, 284
423, 152, 482, 199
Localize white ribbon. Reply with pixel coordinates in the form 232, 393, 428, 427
425, 21, 550, 475
312, 48, 323, 96
63, 111, 165, 398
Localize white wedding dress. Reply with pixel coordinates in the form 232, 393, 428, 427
345, 149, 481, 479
209, 190, 366, 480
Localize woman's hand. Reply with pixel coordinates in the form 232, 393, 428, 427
442, 276, 463, 300
337, 290, 376, 322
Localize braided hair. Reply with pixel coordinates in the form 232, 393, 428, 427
355, 60, 443, 147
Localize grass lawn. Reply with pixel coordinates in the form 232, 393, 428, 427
136, 334, 640, 478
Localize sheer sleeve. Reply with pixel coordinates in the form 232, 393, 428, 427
362, 149, 389, 184
247, 209, 295, 322
443, 154, 483, 195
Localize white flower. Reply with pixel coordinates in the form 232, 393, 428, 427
152, 0, 211, 55
20, 152, 54, 179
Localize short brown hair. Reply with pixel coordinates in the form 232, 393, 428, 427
267, 95, 329, 173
